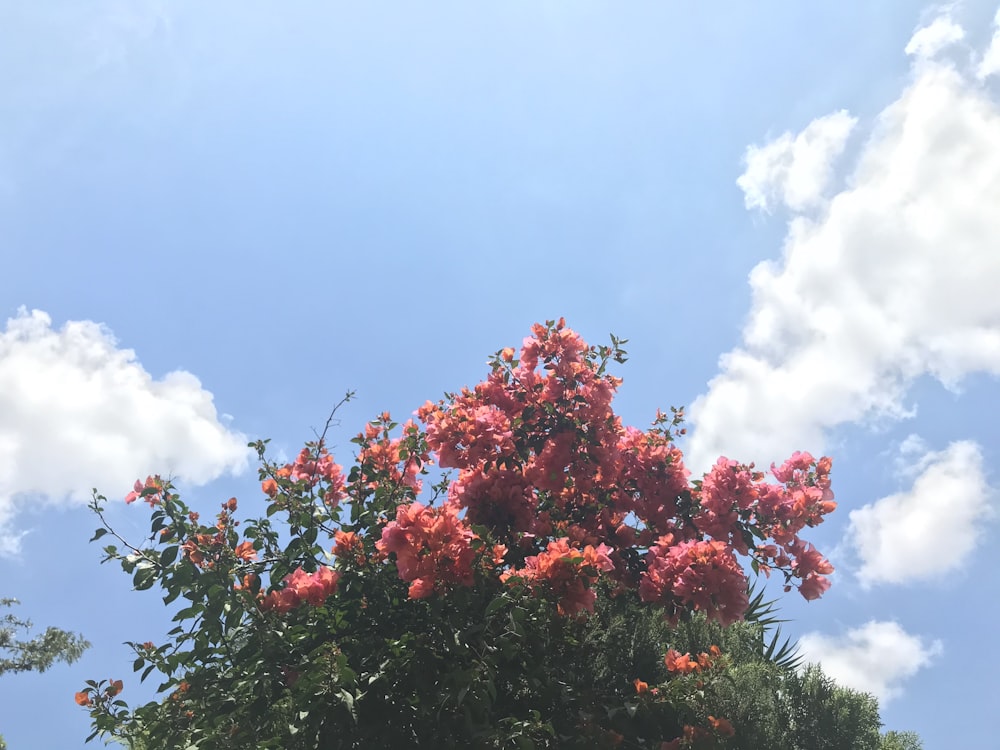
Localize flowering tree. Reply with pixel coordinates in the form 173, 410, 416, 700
79, 320, 835, 749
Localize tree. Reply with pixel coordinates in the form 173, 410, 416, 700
582, 594, 922, 750
2, 597, 89, 749
880, 731, 924, 750
79, 319, 839, 748
0, 598, 89, 676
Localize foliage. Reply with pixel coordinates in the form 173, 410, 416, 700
2, 597, 89, 750
585, 596, 922, 750
0, 597, 89, 676
79, 320, 839, 748
879, 731, 924, 750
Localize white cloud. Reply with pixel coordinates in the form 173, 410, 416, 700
798, 620, 942, 703
0, 308, 250, 554
905, 15, 965, 59
848, 439, 993, 587
736, 110, 857, 213
978, 8, 1000, 79
687, 16, 1000, 473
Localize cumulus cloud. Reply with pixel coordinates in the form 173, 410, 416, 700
904, 15, 965, 59
0, 308, 250, 555
847, 439, 993, 587
736, 110, 857, 213
798, 621, 942, 703
687, 11, 1000, 472
978, 8, 1000, 79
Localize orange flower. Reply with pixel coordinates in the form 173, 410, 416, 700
169, 680, 191, 701
234, 573, 258, 591
709, 716, 735, 737
233, 541, 257, 561
683, 725, 711, 741
181, 539, 205, 567
664, 649, 699, 674
491, 544, 508, 566
261, 478, 278, 497
633, 678, 649, 694
105, 679, 123, 697
333, 530, 360, 555
74, 691, 92, 706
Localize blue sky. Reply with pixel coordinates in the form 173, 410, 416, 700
2, 2, 999, 747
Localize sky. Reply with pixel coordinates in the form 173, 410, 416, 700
1, 2, 998, 747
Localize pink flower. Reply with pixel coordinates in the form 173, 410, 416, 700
260, 566, 340, 613
125, 475, 163, 506
377, 502, 477, 599
798, 574, 831, 601
640, 539, 749, 626
408, 577, 435, 599
503, 538, 613, 616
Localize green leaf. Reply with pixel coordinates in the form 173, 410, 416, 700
484, 596, 507, 617
160, 545, 179, 567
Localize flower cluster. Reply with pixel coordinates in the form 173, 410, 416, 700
259, 566, 341, 614
178, 498, 251, 569
333, 530, 364, 565
501, 538, 614, 615
663, 645, 722, 676
124, 321, 836, 627
74, 678, 123, 708
640, 538, 749, 626
696, 454, 836, 600
354, 415, 428, 492
262, 443, 346, 508
125, 475, 164, 507
376, 502, 477, 599
419, 320, 630, 557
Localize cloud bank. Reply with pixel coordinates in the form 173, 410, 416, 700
687, 9, 1000, 473
0, 308, 249, 555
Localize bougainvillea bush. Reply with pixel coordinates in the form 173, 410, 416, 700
78, 320, 835, 749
